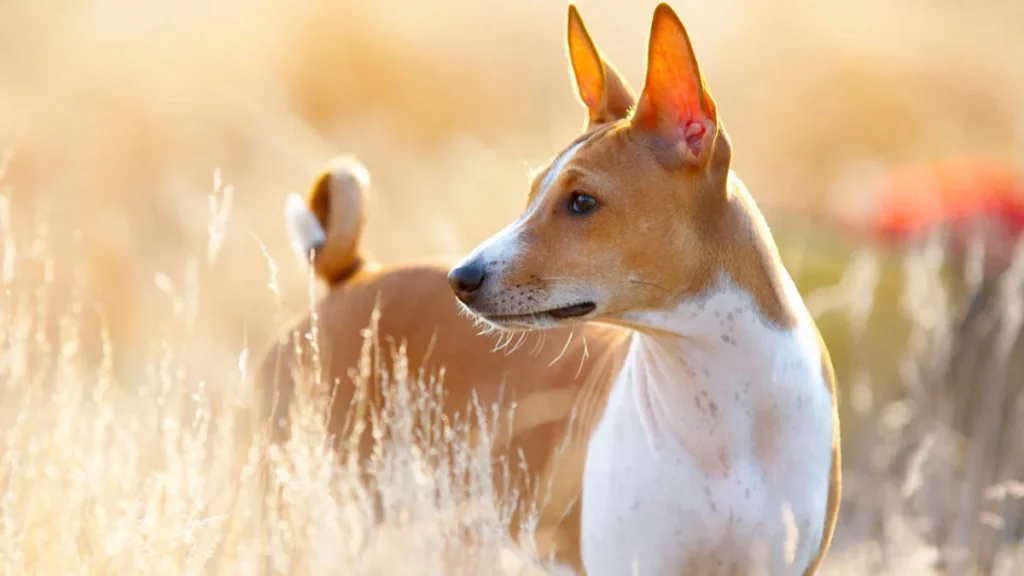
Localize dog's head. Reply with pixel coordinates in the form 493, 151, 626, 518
450, 3, 736, 331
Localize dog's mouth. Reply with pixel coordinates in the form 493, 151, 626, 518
547, 302, 598, 319
481, 301, 597, 326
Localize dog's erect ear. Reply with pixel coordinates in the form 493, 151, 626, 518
567, 4, 636, 130
632, 3, 718, 166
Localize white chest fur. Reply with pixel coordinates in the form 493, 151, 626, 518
580, 276, 834, 576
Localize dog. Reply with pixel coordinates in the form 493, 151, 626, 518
255, 155, 630, 570
449, 4, 841, 574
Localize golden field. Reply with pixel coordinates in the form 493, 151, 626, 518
1, 0, 1023, 573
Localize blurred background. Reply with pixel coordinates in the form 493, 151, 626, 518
2, 0, 1024, 571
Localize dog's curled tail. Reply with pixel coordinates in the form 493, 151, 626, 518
285, 155, 370, 286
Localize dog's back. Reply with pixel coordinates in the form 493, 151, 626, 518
257, 156, 629, 569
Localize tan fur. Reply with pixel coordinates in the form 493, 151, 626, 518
567, 5, 635, 131
257, 159, 630, 571
305, 155, 368, 283
455, 3, 841, 572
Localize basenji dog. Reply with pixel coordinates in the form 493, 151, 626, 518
449, 4, 841, 574
256, 155, 630, 570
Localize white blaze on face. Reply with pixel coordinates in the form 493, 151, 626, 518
538, 138, 587, 198
457, 139, 587, 272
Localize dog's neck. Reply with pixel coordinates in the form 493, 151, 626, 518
616, 171, 804, 353
609, 203, 814, 475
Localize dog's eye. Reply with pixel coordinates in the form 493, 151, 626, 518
567, 191, 598, 215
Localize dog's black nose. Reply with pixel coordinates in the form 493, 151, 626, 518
448, 261, 486, 303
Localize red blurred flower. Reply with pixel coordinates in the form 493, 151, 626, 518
871, 157, 1024, 244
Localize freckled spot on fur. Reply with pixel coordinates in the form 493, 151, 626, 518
703, 486, 718, 512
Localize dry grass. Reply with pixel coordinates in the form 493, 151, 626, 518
1, 0, 1024, 574
0, 192, 566, 575
789, 232, 1024, 575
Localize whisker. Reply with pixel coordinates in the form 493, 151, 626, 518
508, 331, 529, 355
629, 277, 673, 295
530, 330, 546, 357
538, 281, 586, 289
548, 328, 574, 368
494, 331, 514, 353
575, 332, 590, 380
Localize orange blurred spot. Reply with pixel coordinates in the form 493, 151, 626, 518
871, 157, 1024, 241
